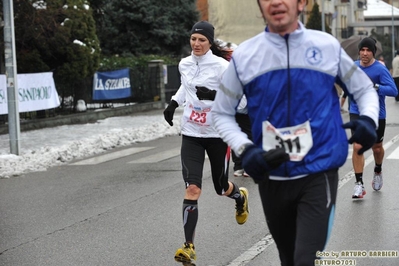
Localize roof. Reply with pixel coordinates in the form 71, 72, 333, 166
364, 0, 399, 17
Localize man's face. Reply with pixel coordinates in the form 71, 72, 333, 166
258, 0, 306, 36
359, 47, 374, 66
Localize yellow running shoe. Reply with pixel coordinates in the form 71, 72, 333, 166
236, 187, 249, 225
174, 242, 196, 265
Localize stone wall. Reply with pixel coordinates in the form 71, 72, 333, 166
208, 0, 265, 45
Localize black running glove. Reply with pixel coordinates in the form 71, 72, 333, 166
241, 145, 290, 180
195, 86, 216, 101
342, 115, 377, 155
163, 100, 178, 126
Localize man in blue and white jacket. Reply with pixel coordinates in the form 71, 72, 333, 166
212, 0, 379, 265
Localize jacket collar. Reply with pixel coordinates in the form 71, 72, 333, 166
264, 21, 305, 48
191, 49, 213, 63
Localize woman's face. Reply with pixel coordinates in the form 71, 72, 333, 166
190, 33, 211, 56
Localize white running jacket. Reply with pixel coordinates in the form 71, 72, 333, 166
171, 50, 229, 138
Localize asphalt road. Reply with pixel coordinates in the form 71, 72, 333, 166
1, 98, 399, 266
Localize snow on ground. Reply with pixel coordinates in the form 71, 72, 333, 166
0, 110, 182, 178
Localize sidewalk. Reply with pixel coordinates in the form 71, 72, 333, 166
0, 102, 164, 135
0, 107, 183, 178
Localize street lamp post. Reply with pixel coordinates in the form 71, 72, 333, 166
392, 0, 395, 60
3, 0, 20, 155
322, 0, 325, 32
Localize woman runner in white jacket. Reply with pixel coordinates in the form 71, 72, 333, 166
163, 21, 249, 265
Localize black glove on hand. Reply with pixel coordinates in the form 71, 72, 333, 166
163, 100, 178, 126
342, 115, 377, 155
195, 86, 216, 101
241, 145, 290, 180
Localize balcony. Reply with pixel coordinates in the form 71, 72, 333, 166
339, 27, 354, 39
356, 0, 367, 10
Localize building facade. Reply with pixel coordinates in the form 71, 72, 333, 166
199, 0, 397, 43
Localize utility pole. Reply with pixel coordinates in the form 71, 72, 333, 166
392, 0, 395, 60
322, 0, 325, 32
3, 0, 20, 155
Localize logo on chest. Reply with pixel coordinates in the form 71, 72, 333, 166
305, 47, 322, 66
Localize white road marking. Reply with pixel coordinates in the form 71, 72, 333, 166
70, 147, 154, 165
227, 235, 274, 266
387, 146, 399, 159
128, 147, 181, 163
347, 148, 353, 160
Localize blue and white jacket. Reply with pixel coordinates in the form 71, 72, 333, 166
212, 22, 379, 180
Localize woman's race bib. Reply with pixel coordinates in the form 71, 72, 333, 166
182, 101, 214, 134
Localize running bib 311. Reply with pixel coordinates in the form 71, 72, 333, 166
262, 120, 313, 161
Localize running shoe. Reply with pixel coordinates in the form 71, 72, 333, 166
236, 187, 249, 224
174, 242, 196, 265
352, 182, 366, 198
372, 172, 383, 191
234, 169, 244, 177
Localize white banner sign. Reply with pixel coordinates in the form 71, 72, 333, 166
0, 72, 60, 115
